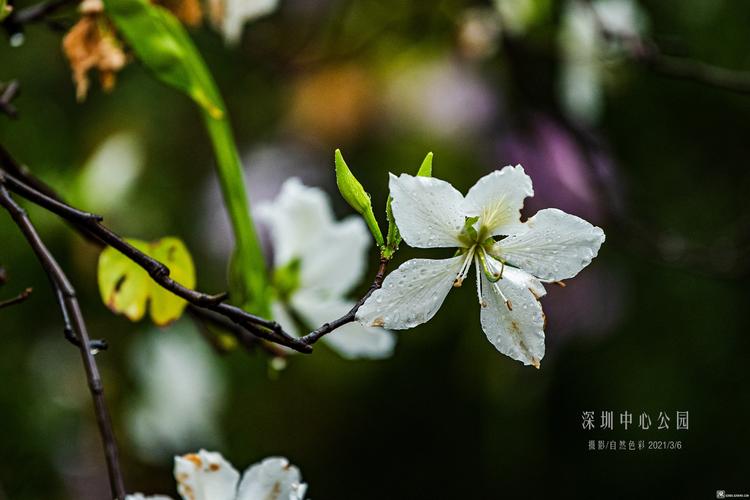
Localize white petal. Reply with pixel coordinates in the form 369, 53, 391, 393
174, 450, 239, 500
460, 166, 533, 236
501, 265, 547, 299
495, 208, 605, 281
356, 255, 464, 329
389, 173, 465, 248
127, 323, 225, 461
300, 216, 370, 297
125, 495, 173, 500
237, 457, 307, 500
257, 178, 334, 267
291, 292, 395, 359
479, 272, 545, 367
79, 132, 144, 212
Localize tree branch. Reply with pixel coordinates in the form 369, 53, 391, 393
582, 0, 750, 95
188, 306, 289, 358
0, 286, 32, 309
0, 183, 126, 499
2, 0, 77, 27
0, 145, 311, 353
299, 256, 389, 345
0, 143, 392, 354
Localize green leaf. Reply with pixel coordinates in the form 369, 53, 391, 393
335, 149, 384, 247
384, 152, 434, 257
98, 237, 196, 326
416, 151, 433, 177
103, 0, 223, 118
104, 0, 271, 315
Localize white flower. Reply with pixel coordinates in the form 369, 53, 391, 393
127, 450, 307, 500
126, 322, 225, 461
356, 166, 605, 368
209, 0, 279, 45
77, 131, 144, 213
257, 178, 396, 359
558, 0, 647, 122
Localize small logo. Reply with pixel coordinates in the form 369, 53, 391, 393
718, 492, 726, 499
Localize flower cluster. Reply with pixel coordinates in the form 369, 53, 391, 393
127, 450, 307, 500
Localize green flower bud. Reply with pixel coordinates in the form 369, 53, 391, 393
335, 149, 384, 247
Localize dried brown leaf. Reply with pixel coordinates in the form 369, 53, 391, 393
62, 0, 127, 101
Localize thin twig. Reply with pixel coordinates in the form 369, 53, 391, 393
51, 286, 109, 351
299, 256, 389, 345
0, 287, 32, 309
0, 143, 115, 245
0, 151, 311, 353
0, 80, 20, 118
0, 183, 125, 499
2, 0, 77, 26
581, 0, 750, 95
636, 50, 750, 95
188, 306, 288, 357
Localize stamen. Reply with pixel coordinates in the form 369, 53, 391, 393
492, 282, 513, 311
486, 248, 506, 279
453, 245, 476, 287
474, 257, 486, 307
477, 247, 503, 283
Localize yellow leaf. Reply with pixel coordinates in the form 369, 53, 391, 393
149, 237, 195, 326
97, 237, 196, 327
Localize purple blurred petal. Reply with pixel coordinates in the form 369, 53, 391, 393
497, 114, 620, 224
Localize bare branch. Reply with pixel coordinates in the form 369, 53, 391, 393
0, 183, 125, 499
0, 145, 311, 353
189, 306, 289, 358
0, 287, 32, 309
299, 256, 389, 346
2, 0, 77, 27
581, 0, 750, 95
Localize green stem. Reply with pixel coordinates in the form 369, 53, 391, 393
203, 112, 269, 316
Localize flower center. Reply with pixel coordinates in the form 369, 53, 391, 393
453, 243, 513, 312
453, 245, 476, 288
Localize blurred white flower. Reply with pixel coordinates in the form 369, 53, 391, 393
76, 131, 144, 213
201, 142, 327, 260
209, 0, 278, 44
127, 450, 307, 500
258, 178, 395, 359
356, 166, 605, 368
126, 322, 226, 461
558, 0, 647, 123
